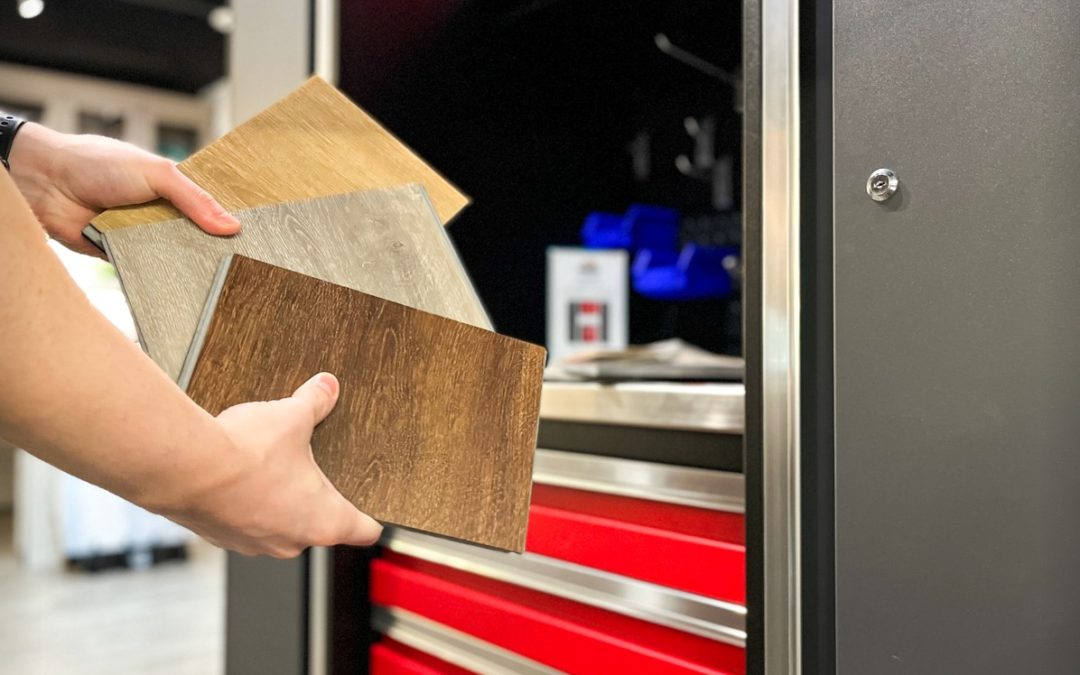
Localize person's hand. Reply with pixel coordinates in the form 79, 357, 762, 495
162, 373, 382, 558
8, 122, 240, 257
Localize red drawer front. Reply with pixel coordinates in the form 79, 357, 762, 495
372, 552, 745, 675
526, 484, 746, 604
370, 638, 471, 675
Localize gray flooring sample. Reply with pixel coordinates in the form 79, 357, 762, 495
103, 185, 490, 381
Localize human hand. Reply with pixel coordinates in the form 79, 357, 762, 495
163, 372, 382, 558
8, 123, 240, 257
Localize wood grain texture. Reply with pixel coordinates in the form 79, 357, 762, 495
186, 256, 544, 551
90, 76, 468, 231
103, 186, 489, 381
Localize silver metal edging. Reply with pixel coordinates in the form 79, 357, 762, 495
382, 528, 746, 647
762, 0, 802, 671
372, 606, 561, 675
539, 381, 746, 434
307, 546, 330, 675
533, 448, 745, 513
307, 0, 340, 657
312, 0, 339, 85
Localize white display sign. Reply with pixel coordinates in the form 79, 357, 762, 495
546, 247, 628, 362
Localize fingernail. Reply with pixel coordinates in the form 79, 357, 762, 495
222, 214, 241, 227
314, 373, 338, 397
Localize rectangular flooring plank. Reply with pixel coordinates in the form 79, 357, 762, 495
103, 186, 489, 382
185, 256, 544, 551
89, 76, 468, 234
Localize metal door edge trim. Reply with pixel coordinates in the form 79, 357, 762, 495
762, 0, 803, 671
307, 546, 330, 675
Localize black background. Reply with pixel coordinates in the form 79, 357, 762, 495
338, 0, 743, 352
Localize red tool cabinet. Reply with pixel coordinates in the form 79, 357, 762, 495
366, 391, 747, 675
525, 484, 745, 604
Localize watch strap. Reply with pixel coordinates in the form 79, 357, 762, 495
0, 113, 28, 171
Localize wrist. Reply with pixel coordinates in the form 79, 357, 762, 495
129, 415, 249, 521
8, 122, 63, 188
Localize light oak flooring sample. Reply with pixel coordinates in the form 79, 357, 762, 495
89, 76, 467, 235
103, 186, 489, 382
184, 256, 544, 551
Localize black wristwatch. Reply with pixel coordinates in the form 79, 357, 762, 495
0, 114, 28, 171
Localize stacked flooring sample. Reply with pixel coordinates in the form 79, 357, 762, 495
94, 79, 543, 552
184, 256, 543, 552
102, 185, 487, 382
87, 76, 468, 239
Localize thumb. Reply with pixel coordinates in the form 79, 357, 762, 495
151, 163, 241, 235
329, 493, 384, 547
291, 372, 340, 426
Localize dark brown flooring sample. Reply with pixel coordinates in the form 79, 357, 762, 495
183, 256, 545, 552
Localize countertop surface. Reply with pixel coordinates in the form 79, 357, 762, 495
539, 380, 745, 434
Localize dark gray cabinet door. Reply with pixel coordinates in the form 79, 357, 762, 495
834, 2, 1080, 672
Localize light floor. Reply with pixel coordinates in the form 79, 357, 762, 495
0, 511, 225, 675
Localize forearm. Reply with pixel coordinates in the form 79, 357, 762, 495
0, 169, 236, 513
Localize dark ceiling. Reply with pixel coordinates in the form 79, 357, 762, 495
0, 0, 227, 92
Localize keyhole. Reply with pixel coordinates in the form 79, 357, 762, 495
866, 168, 899, 202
